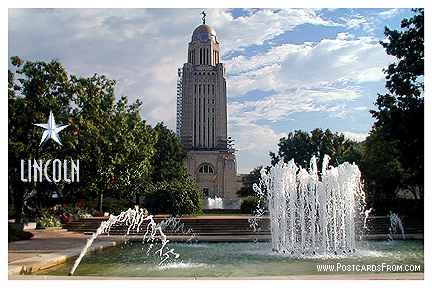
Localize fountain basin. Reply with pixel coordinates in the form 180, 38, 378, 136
37, 240, 423, 278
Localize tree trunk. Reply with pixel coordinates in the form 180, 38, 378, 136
14, 184, 25, 224
98, 192, 103, 212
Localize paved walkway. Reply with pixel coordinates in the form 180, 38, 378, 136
8, 229, 121, 276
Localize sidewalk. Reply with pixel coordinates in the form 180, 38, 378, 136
8, 229, 121, 276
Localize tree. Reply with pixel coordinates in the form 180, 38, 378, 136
151, 123, 187, 183
366, 9, 424, 200
362, 128, 402, 201
67, 75, 158, 210
9, 58, 157, 219
8, 57, 73, 223
9, 57, 203, 220
237, 166, 262, 197
270, 128, 361, 171
144, 178, 202, 216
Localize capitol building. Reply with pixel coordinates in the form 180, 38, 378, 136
176, 15, 243, 208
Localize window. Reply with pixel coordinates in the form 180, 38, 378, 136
199, 163, 214, 174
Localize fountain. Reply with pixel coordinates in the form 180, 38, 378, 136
38, 159, 423, 277
69, 206, 179, 276
159, 217, 198, 243
38, 157, 423, 278
251, 155, 366, 256
206, 197, 223, 209
388, 211, 406, 240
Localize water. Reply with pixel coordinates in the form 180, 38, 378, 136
60, 155, 417, 278
204, 198, 241, 209
69, 206, 179, 275
251, 155, 366, 256
38, 240, 423, 277
205, 197, 223, 209
159, 217, 198, 243
388, 212, 406, 240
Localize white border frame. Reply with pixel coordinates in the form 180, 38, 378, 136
2, 1, 430, 288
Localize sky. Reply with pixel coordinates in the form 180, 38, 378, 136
8, 8, 414, 173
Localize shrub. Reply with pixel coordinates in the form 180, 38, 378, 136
75, 209, 93, 219
8, 224, 33, 242
102, 198, 133, 215
55, 205, 93, 223
36, 209, 62, 228
35, 205, 94, 225
144, 178, 202, 216
240, 196, 261, 214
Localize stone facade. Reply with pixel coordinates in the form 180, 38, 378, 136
185, 150, 240, 199
177, 22, 243, 204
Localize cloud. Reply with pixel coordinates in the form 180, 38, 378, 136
224, 34, 392, 133
226, 35, 392, 97
208, 9, 338, 53
229, 87, 361, 124
342, 131, 369, 142
338, 14, 376, 33
377, 9, 400, 19
229, 121, 285, 173
9, 9, 196, 128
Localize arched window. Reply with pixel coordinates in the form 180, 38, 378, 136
198, 163, 214, 174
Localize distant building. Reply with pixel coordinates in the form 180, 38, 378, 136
176, 16, 243, 207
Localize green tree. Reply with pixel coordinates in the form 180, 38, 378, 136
270, 128, 361, 171
366, 8, 424, 200
68, 75, 158, 210
362, 128, 402, 202
144, 178, 202, 216
151, 123, 187, 183
8, 58, 158, 219
8, 57, 73, 223
237, 166, 262, 197
9, 57, 203, 220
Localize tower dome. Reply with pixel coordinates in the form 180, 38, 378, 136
187, 12, 221, 66
193, 24, 216, 36
192, 24, 217, 42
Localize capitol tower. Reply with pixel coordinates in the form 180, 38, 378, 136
176, 13, 242, 206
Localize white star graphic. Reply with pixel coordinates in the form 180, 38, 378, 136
34, 111, 69, 146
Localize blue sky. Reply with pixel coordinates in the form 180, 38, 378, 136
8, 8, 414, 173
